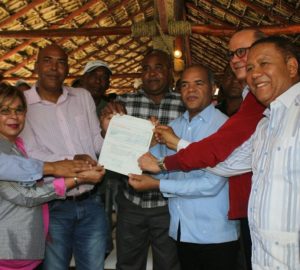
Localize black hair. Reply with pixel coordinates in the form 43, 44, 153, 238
251, 36, 300, 75
143, 49, 172, 69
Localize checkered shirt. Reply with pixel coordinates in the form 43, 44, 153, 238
117, 89, 185, 208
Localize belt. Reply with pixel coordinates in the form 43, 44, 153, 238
66, 187, 97, 201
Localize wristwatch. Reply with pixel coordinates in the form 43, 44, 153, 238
157, 158, 166, 172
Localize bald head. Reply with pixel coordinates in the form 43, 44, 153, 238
37, 44, 68, 63
228, 29, 265, 83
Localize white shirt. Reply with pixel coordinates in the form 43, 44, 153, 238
210, 82, 300, 270
21, 85, 103, 196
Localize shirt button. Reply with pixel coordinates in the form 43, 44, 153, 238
277, 147, 281, 151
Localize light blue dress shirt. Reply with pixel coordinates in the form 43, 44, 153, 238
151, 104, 239, 244
0, 153, 43, 182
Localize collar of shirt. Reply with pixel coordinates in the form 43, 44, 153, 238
264, 81, 300, 118
276, 81, 300, 108
26, 85, 76, 105
242, 85, 250, 100
182, 104, 216, 124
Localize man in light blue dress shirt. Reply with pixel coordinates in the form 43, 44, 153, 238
129, 65, 239, 270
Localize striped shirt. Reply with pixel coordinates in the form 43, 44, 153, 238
211, 82, 300, 269
117, 89, 185, 208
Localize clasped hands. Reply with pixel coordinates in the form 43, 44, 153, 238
45, 154, 105, 186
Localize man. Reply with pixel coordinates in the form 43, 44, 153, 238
139, 29, 266, 270
80, 59, 116, 255
81, 60, 112, 115
21, 44, 107, 270
216, 66, 244, 116
207, 36, 300, 269
101, 49, 184, 270
128, 65, 239, 270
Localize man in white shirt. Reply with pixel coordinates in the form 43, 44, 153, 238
21, 44, 107, 270
209, 36, 300, 269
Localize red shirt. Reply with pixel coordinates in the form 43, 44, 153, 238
165, 92, 265, 219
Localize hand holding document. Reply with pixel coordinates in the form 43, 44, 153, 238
98, 114, 153, 175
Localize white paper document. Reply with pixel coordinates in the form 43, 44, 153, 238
98, 114, 153, 175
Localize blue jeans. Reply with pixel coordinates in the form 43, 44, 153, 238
43, 195, 107, 270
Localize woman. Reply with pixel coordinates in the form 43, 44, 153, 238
0, 84, 105, 270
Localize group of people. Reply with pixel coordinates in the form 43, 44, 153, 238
0, 27, 299, 270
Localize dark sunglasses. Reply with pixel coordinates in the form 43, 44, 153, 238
226, 47, 250, 60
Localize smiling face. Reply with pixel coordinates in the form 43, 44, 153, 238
180, 65, 213, 119
35, 44, 69, 93
246, 43, 299, 106
0, 97, 26, 142
229, 30, 257, 82
141, 51, 172, 102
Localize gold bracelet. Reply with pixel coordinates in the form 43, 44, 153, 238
73, 177, 79, 190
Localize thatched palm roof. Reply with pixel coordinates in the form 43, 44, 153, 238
0, 0, 299, 94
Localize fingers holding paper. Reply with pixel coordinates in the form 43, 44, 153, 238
154, 125, 180, 150
100, 101, 127, 137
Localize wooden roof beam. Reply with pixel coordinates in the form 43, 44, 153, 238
0, 0, 45, 28
4, 1, 149, 76
239, 0, 292, 23
190, 37, 226, 61
155, 0, 168, 33
70, 38, 149, 76
0, 0, 100, 63
199, 0, 254, 25
186, 2, 232, 27
58, 0, 133, 45
1, 24, 300, 39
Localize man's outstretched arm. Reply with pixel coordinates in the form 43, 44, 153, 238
164, 92, 265, 171
139, 92, 265, 173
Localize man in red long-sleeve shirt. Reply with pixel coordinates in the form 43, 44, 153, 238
138, 29, 266, 270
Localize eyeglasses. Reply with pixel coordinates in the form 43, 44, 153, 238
226, 47, 250, 60
0, 107, 26, 116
